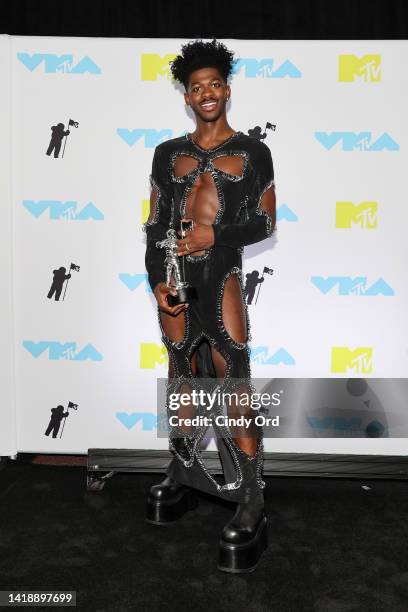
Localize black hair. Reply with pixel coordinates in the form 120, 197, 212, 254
169, 38, 236, 90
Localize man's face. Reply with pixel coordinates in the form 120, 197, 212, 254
184, 67, 230, 123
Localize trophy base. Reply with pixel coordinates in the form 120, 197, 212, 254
167, 285, 198, 306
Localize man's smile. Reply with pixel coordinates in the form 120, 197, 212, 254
200, 100, 218, 111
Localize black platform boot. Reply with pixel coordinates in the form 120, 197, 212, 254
218, 491, 267, 573
145, 476, 199, 525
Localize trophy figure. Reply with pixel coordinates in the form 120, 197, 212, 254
155, 221, 198, 306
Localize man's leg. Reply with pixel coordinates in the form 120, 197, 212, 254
213, 270, 258, 455
210, 268, 267, 573
146, 306, 200, 525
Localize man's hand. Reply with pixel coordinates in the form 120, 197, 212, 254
153, 282, 189, 315
176, 220, 215, 257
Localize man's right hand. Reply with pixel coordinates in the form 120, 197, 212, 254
153, 282, 189, 316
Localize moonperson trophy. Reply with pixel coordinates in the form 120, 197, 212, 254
155, 219, 198, 306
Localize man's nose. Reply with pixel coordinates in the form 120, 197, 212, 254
202, 87, 215, 98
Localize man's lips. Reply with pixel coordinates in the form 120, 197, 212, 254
200, 100, 218, 111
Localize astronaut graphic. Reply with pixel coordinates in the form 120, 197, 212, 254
46, 123, 70, 158
244, 271, 265, 305
47, 267, 71, 301
44, 405, 69, 438
247, 122, 275, 143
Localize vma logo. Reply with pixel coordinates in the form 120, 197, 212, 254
277, 204, 298, 222
311, 277, 394, 296
17, 53, 101, 74
116, 411, 169, 432
23, 341, 103, 361
140, 54, 301, 80
232, 58, 301, 78
117, 128, 172, 147
338, 54, 381, 82
23, 200, 104, 221
119, 274, 150, 291
141, 54, 177, 80
140, 343, 168, 368
250, 347, 295, 365
315, 132, 399, 151
336, 201, 378, 229
331, 347, 373, 374
117, 412, 156, 430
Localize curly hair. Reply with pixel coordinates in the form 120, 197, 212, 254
169, 38, 236, 90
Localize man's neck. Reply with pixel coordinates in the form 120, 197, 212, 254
191, 119, 235, 149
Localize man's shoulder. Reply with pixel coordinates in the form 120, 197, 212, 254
236, 132, 272, 156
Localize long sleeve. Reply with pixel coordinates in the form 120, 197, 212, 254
142, 145, 172, 292
211, 143, 276, 249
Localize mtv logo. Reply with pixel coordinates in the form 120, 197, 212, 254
331, 347, 373, 374
335, 202, 378, 229
142, 199, 150, 224
141, 54, 177, 80
338, 54, 381, 82
140, 343, 168, 369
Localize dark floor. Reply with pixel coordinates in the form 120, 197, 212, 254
0, 458, 408, 612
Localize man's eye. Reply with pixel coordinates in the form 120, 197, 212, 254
212, 82, 220, 87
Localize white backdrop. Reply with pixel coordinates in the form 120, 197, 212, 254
1, 35, 407, 457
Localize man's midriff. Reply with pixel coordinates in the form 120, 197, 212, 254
177, 153, 244, 256
184, 171, 220, 256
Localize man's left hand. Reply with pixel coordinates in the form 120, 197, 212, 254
176, 221, 215, 256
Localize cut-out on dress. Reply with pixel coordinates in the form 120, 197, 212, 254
143, 130, 276, 504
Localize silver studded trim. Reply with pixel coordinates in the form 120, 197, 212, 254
157, 301, 191, 350
172, 144, 250, 263
195, 435, 244, 493
164, 328, 264, 493
185, 330, 245, 493
179, 171, 199, 219
186, 246, 214, 263
210, 164, 227, 225
231, 437, 265, 490
256, 178, 276, 238
210, 150, 249, 182
216, 266, 253, 349
169, 196, 175, 229
169, 150, 202, 183
255, 439, 266, 489
142, 174, 161, 233
185, 130, 241, 153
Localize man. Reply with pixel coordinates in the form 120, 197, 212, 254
143, 39, 276, 573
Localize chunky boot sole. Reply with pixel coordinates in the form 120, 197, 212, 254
217, 515, 268, 573
145, 488, 198, 525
